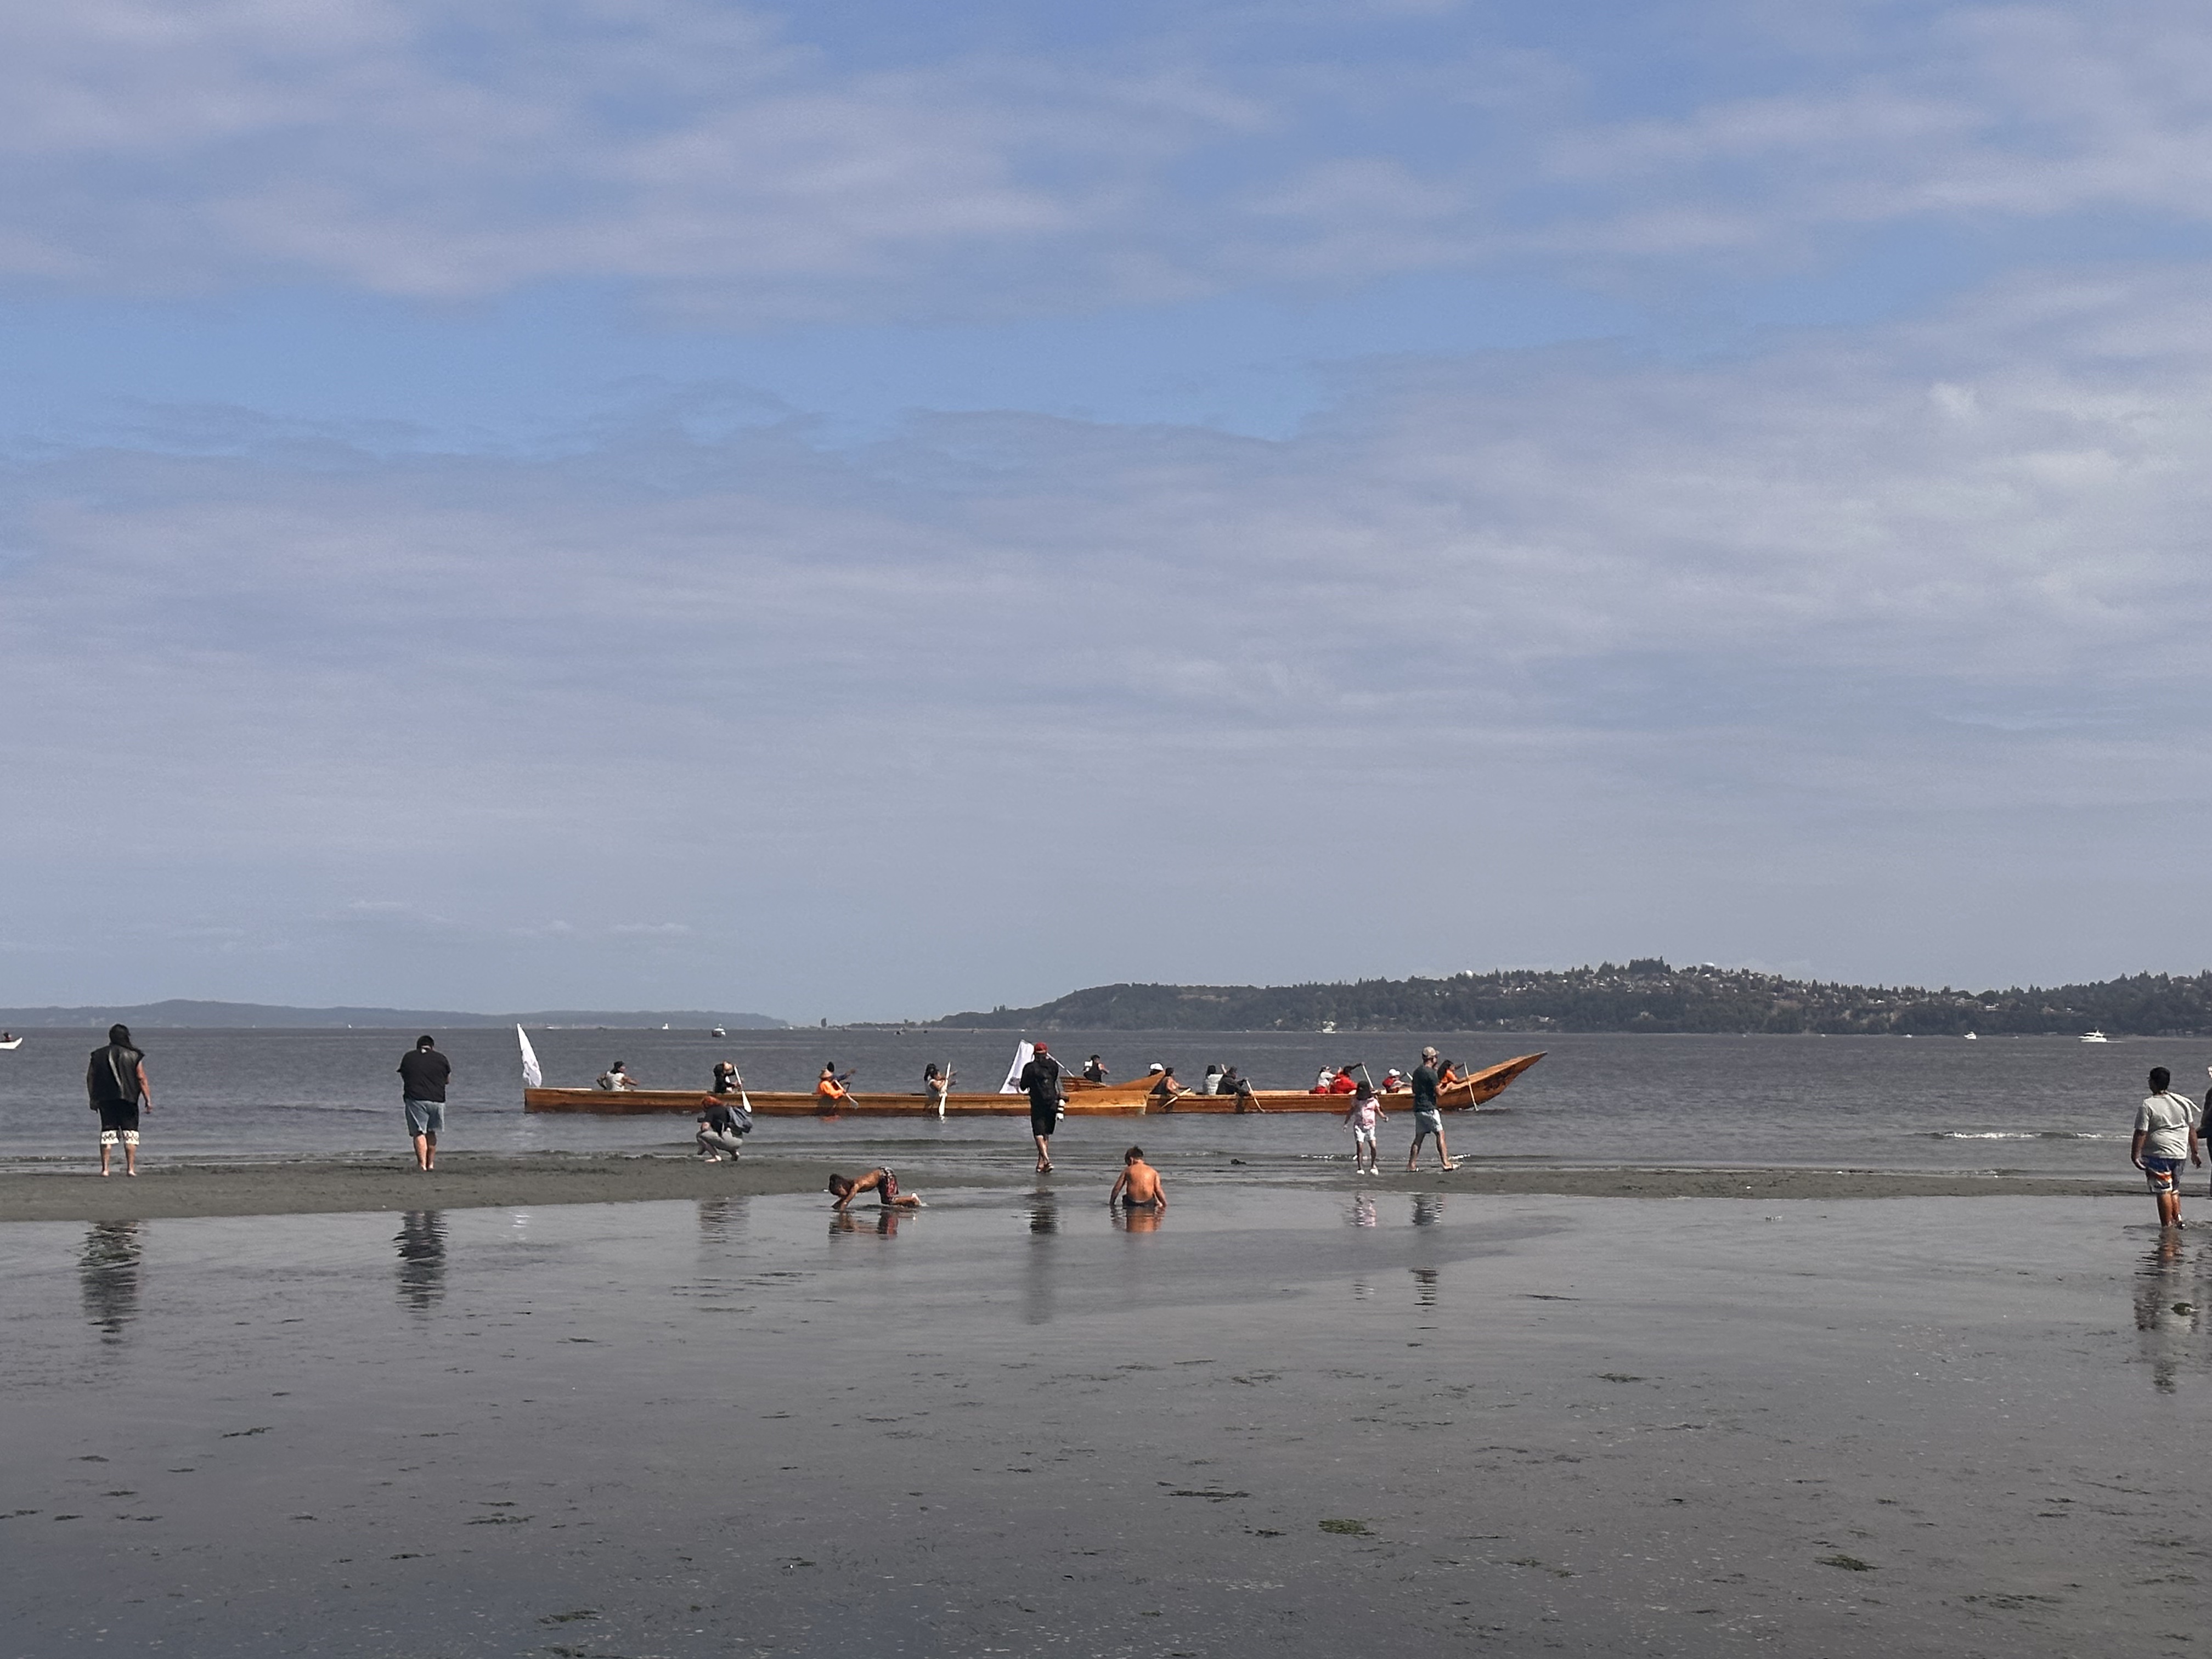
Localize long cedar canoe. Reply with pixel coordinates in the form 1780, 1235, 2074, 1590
522, 1052, 1544, 1116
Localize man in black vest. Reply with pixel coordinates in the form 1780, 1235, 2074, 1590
1019, 1042, 1065, 1174
87, 1023, 152, 1177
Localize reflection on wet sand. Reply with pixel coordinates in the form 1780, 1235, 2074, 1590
394, 1211, 446, 1313
80, 1219, 143, 1341
830, 1208, 906, 1238
1411, 1193, 1443, 1227
2131, 1237, 2206, 1392
698, 1194, 746, 1249
1024, 1194, 1059, 1326
1347, 1195, 1378, 1228
1411, 1266, 1440, 1307
1111, 1203, 1162, 1234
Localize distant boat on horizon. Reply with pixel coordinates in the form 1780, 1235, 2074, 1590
1963, 1031, 1978, 1040
0, 1034, 20, 1051
711, 1025, 727, 1039
2080, 1029, 2111, 1043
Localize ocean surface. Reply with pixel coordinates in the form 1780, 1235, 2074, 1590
0, 1025, 2188, 1177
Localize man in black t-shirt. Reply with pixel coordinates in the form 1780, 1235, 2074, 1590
398, 1036, 452, 1172
1019, 1042, 1065, 1173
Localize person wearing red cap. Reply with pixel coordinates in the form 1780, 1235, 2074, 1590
1018, 1042, 1065, 1173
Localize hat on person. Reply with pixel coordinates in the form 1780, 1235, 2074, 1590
1421, 1046, 1440, 1060
1147, 1063, 1165, 1073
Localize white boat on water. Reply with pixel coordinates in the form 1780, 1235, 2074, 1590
1963, 1031, 1978, 1040
711, 1025, 727, 1039
0, 1035, 20, 1051
2080, 1029, 2111, 1044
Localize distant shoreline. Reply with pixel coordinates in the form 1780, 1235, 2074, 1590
0, 1154, 2142, 1223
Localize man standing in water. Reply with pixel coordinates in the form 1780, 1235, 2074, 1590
1019, 1041, 1065, 1173
87, 1023, 151, 1177
1406, 1046, 1457, 1172
2132, 1066, 2199, 1229
398, 1036, 452, 1172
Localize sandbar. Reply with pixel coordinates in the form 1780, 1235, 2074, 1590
0, 1152, 2141, 1221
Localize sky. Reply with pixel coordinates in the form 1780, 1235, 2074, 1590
5, 0, 2212, 1021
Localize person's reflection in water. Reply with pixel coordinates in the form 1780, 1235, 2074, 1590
2132, 1237, 2203, 1393
1411, 1266, 1441, 1307
1347, 1195, 1378, 1229
1111, 1202, 1163, 1234
831, 1209, 905, 1238
80, 1220, 143, 1342
1023, 1195, 1059, 1325
394, 1211, 447, 1314
698, 1195, 745, 1249
1410, 1193, 1444, 1227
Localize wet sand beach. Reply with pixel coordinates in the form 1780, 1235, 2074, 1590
6, 1183, 2209, 1657
0, 1153, 2145, 1221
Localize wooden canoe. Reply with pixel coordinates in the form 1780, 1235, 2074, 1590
1140, 1052, 1545, 1113
522, 1053, 1542, 1117
523, 1088, 1146, 1117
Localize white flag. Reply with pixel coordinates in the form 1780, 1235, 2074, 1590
517, 1024, 543, 1090
999, 1040, 1032, 1094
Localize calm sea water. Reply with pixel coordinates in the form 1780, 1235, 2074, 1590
0, 1026, 2190, 1177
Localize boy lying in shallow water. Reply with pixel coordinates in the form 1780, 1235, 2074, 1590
827, 1168, 922, 1210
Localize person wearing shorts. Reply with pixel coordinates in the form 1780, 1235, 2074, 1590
1109, 1147, 1166, 1211
398, 1035, 452, 1172
1406, 1047, 1457, 1171
2133, 1066, 2200, 1229
1019, 1041, 1066, 1174
86, 1023, 151, 1177
1344, 1081, 1385, 1175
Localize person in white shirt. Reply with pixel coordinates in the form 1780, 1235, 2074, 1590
2132, 1066, 2201, 1229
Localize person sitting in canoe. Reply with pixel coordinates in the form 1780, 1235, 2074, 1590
828, 1167, 921, 1210
1218, 1066, 1262, 1113
1382, 1068, 1408, 1093
597, 1062, 637, 1091
711, 1060, 742, 1095
1312, 1066, 1338, 1093
1084, 1055, 1109, 1084
814, 1063, 853, 1106
1147, 1065, 1184, 1110
1329, 1065, 1359, 1095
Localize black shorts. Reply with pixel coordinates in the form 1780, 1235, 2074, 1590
1030, 1110, 1058, 1139
1119, 1195, 1158, 1209
97, 1103, 140, 1134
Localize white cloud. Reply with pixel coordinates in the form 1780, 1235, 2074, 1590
0, 2, 2208, 314
4, 264, 2212, 1006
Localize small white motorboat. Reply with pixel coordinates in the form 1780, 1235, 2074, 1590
1963, 1031, 1978, 1040
0, 1035, 20, 1051
711, 1025, 727, 1039
2080, 1029, 2111, 1044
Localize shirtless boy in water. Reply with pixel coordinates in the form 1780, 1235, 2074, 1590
1108, 1147, 1166, 1210
827, 1168, 922, 1210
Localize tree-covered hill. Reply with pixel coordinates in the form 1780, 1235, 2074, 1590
934, 961, 2212, 1036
